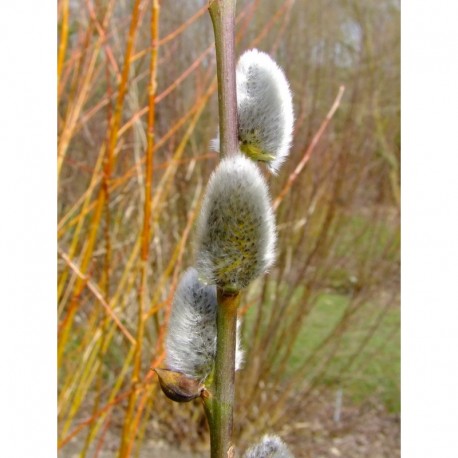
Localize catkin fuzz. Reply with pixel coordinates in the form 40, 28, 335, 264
196, 154, 276, 292
211, 49, 294, 174
244, 435, 294, 458
166, 268, 244, 381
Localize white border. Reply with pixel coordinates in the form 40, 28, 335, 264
402, 1, 458, 457
0, 1, 56, 456
2, 1, 458, 457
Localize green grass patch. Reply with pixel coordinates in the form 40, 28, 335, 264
288, 292, 400, 412
244, 285, 400, 413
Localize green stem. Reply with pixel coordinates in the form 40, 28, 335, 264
208, 289, 240, 458
206, 1, 239, 456
209, 0, 238, 158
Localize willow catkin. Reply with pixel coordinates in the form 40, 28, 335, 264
243, 435, 294, 458
211, 49, 294, 174
166, 267, 244, 381
195, 154, 276, 292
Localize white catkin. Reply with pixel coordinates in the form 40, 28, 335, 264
195, 154, 276, 292
211, 49, 294, 174
166, 268, 244, 381
243, 435, 294, 458
166, 267, 217, 381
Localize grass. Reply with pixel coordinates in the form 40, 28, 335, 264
244, 289, 399, 413
291, 292, 399, 412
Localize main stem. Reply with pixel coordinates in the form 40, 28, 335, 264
209, 0, 238, 158
209, 290, 240, 458
207, 1, 239, 456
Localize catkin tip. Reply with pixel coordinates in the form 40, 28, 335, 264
243, 434, 294, 458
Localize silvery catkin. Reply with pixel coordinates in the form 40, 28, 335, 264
211, 49, 294, 174
166, 267, 244, 381
195, 154, 276, 292
243, 435, 294, 458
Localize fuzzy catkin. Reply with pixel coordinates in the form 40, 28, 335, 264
166, 268, 244, 381
211, 49, 294, 174
195, 154, 276, 292
166, 268, 217, 381
243, 435, 294, 458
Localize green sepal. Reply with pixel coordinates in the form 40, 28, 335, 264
240, 142, 275, 163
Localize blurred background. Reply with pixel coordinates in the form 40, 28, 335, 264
58, 0, 400, 456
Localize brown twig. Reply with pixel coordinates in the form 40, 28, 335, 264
273, 85, 345, 211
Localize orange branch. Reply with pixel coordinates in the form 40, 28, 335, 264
273, 85, 345, 211
58, 0, 69, 81
58, 249, 136, 346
